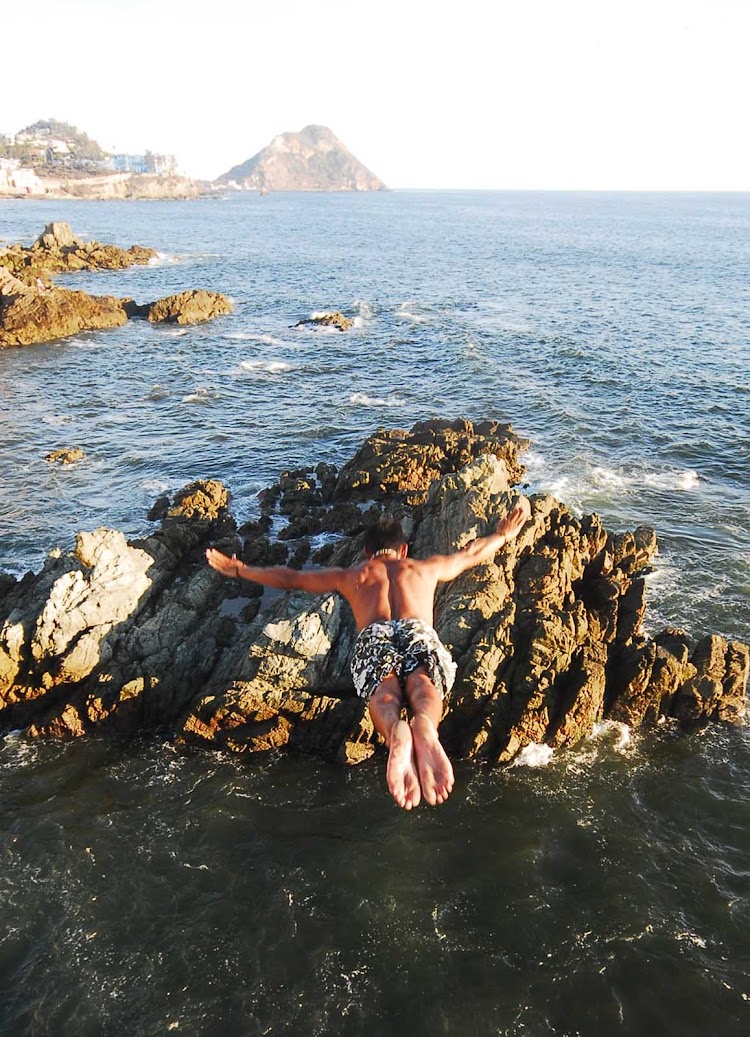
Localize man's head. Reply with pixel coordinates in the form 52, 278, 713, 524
363, 515, 408, 559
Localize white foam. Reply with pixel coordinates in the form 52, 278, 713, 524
141, 479, 170, 494
530, 458, 702, 511
349, 392, 406, 408
396, 301, 430, 323
235, 360, 292, 374
157, 328, 189, 338
181, 387, 217, 404
147, 251, 178, 266
675, 931, 707, 948
643, 469, 700, 491
353, 299, 375, 320
591, 719, 632, 752
511, 743, 555, 768
223, 332, 289, 347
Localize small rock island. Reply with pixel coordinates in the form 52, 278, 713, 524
0, 420, 745, 765
0, 222, 232, 347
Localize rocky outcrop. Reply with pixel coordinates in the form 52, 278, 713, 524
0, 277, 128, 347
294, 311, 353, 332
0, 222, 157, 281
0, 225, 233, 346
124, 290, 234, 325
0, 420, 746, 763
216, 125, 388, 192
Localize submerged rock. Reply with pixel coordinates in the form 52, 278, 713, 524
0, 420, 746, 763
44, 448, 85, 465
294, 311, 353, 332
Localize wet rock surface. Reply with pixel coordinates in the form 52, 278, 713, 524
294, 311, 353, 331
44, 448, 85, 465
0, 420, 746, 763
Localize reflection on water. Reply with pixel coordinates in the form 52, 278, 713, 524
1, 728, 750, 1036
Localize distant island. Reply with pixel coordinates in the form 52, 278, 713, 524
216, 125, 388, 192
0, 119, 387, 199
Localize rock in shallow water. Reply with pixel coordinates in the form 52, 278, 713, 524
0, 420, 746, 762
0, 225, 231, 346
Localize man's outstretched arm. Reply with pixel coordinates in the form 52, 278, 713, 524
206, 548, 345, 594
427, 497, 532, 583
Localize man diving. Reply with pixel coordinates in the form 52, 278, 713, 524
206, 496, 531, 810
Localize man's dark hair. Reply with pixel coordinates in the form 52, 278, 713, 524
364, 515, 407, 556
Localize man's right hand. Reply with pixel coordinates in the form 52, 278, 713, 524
206, 548, 241, 579
496, 497, 532, 542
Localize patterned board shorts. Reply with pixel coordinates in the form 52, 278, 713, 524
350, 618, 457, 702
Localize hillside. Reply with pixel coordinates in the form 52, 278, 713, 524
216, 125, 387, 192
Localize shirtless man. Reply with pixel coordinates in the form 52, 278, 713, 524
206, 496, 531, 810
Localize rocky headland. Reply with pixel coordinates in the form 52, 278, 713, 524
216, 125, 388, 193
0, 419, 746, 765
0, 223, 232, 346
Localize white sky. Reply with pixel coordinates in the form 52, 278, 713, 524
2, 0, 748, 189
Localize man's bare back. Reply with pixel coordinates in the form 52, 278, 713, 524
206, 497, 531, 809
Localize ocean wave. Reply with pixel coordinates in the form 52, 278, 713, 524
147, 252, 178, 267
511, 743, 555, 768
157, 328, 189, 338
396, 301, 431, 323
235, 360, 292, 374
141, 478, 171, 495
353, 299, 375, 321
223, 332, 290, 347
181, 387, 219, 405
643, 470, 700, 491
349, 392, 406, 408
528, 456, 702, 508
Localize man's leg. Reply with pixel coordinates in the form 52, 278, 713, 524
368, 674, 421, 811
404, 667, 455, 806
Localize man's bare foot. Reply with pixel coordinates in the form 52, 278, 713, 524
497, 496, 532, 543
411, 715, 455, 806
387, 720, 421, 810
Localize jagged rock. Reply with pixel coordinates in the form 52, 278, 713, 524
295, 311, 353, 332
2, 481, 239, 737
333, 418, 529, 505
0, 222, 157, 280
1, 227, 230, 346
135, 290, 233, 325
0, 283, 127, 347
45, 448, 85, 465
33, 222, 81, 250
0, 419, 745, 763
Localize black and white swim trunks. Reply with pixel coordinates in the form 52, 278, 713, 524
350, 618, 457, 702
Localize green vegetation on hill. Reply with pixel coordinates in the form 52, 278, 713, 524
0, 118, 105, 173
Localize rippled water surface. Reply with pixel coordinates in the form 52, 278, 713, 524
1, 191, 749, 1034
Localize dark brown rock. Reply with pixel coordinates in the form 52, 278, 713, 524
295, 311, 353, 331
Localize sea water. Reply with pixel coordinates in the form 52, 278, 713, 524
0, 191, 749, 1035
